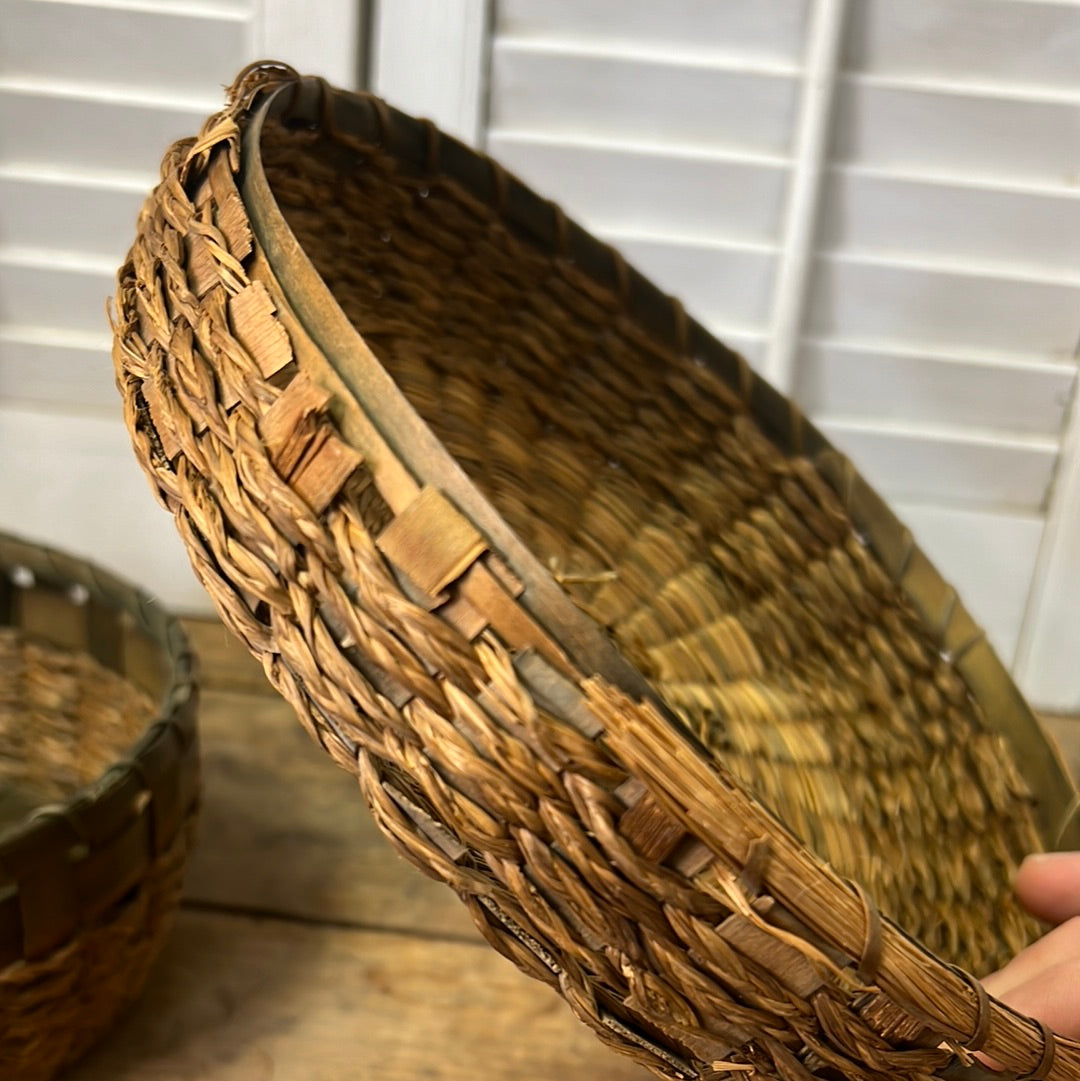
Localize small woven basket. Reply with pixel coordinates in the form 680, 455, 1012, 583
113, 63, 1080, 1080
0, 533, 199, 1080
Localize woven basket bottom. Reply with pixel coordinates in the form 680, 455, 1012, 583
257, 115, 1044, 976
0, 629, 152, 818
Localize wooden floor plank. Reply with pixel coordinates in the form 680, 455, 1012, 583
185, 687, 476, 939
183, 618, 272, 696
66, 910, 650, 1081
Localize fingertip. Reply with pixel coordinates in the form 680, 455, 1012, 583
1015, 851, 1080, 925
1016, 851, 1052, 888
1014, 853, 1048, 910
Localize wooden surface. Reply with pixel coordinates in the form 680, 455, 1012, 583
65, 619, 1080, 1081
67, 620, 649, 1081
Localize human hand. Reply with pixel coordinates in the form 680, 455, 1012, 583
982, 853, 1080, 1037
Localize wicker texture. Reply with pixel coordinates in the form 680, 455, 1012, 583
257, 118, 1041, 974
0, 635, 149, 809
112, 64, 1080, 1080
0, 535, 199, 1081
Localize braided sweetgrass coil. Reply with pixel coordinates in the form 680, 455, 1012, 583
112, 63, 1080, 1080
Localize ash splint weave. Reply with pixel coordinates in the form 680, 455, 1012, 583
0, 533, 198, 1080
112, 63, 1080, 1080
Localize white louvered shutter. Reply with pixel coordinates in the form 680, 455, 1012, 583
374, 0, 1080, 706
0, 0, 362, 610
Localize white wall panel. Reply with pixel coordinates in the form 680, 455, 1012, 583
893, 502, 1045, 666
1, 1, 247, 98
0, 405, 204, 611
819, 420, 1058, 510
806, 257, 1080, 359
0, 0, 364, 619
0, 330, 115, 411
722, 332, 767, 369
0, 259, 115, 336
845, 0, 1080, 91
490, 43, 800, 155
798, 343, 1074, 436
609, 236, 777, 334
0, 88, 207, 179
371, 0, 485, 142
832, 81, 1080, 186
488, 134, 789, 244
0, 172, 145, 260
822, 170, 1080, 275
259, 0, 361, 89
497, 0, 811, 65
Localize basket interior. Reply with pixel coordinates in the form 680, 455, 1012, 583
0, 574, 160, 830
258, 114, 1043, 975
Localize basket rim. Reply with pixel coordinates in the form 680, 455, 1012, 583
0, 531, 198, 965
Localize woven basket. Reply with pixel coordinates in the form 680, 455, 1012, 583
0, 533, 199, 1080
112, 62, 1080, 1080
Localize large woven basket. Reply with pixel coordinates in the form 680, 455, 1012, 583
113, 63, 1080, 1080
0, 533, 199, 1079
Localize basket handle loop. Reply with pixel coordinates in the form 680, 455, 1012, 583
949, 965, 992, 1052
848, 879, 883, 984
1018, 1019, 1058, 1081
